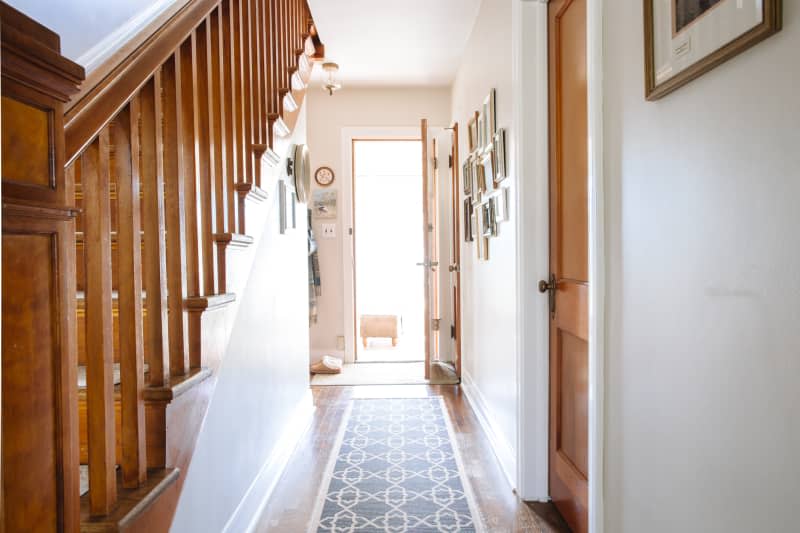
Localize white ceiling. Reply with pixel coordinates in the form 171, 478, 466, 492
307, 0, 482, 87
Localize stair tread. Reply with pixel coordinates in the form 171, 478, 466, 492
80, 467, 179, 532
77, 366, 210, 403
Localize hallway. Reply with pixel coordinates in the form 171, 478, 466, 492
254, 386, 570, 532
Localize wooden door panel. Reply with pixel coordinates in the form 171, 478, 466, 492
548, 0, 589, 531
2, 232, 60, 532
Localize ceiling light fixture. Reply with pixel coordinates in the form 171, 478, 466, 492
322, 62, 341, 96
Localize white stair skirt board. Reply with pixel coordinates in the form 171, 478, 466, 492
310, 362, 459, 386
460, 371, 517, 492
221, 390, 315, 533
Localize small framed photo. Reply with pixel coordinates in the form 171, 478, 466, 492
482, 89, 497, 148
493, 129, 507, 183
464, 198, 474, 242
279, 180, 296, 234
493, 187, 509, 223
481, 150, 495, 192
467, 111, 479, 153
462, 157, 473, 196
476, 111, 486, 152
474, 213, 482, 259
481, 202, 493, 238
311, 190, 337, 219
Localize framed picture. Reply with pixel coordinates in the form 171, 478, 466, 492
467, 111, 479, 153
476, 111, 486, 151
474, 213, 482, 259
493, 129, 507, 184
279, 180, 296, 234
482, 89, 496, 148
481, 202, 493, 238
464, 198, 474, 242
311, 190, 337, 219
493, 187, 509, 223
462, 157, 473, 196
480, 151, 495, 193
644, 0, 782, 100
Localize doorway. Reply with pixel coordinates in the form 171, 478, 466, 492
352, 140, 426, 364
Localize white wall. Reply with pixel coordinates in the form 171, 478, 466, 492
450, 0, 518, 485
171, 111, 312, 532
306, 88, 452, 361
603, 2, 800, 532
7, 0, 182, 68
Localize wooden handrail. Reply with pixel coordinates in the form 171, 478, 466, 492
64, 0, 219, 165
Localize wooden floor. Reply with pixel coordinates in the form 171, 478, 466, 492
254, 385, 571, 532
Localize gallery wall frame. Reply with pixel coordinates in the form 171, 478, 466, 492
644, 0, 783, 100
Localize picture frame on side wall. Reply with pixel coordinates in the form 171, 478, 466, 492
494, 128, 507, 184
467, 111, 479, 153
482, 89, 496, 148
463, 157, 473, 196
644, 0, 782, 100
464, 198, 474, 242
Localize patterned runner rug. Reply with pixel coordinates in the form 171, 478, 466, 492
310, 398, 483, 532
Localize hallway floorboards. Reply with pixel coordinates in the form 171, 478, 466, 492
254, 385, 570, 532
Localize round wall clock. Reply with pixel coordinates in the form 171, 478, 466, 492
314, 166, 335, 187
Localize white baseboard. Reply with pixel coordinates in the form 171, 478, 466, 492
222, 390, 315, 533
460, 372, 518, 491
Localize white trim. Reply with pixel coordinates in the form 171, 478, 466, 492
587, 1, 606, 532
513, 0, 551, 502
76, 0, 189, 72
339, 126, 444, 365
512, 1, 606, 529
460, 371, 517, 491
221, 390, 315, 533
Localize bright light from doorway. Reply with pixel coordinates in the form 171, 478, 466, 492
353, 140, 424, 363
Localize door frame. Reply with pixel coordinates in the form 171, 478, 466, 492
340, 127, 443, 364
513, 2, 605, 532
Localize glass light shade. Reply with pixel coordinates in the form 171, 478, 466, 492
322, 62, 341, 95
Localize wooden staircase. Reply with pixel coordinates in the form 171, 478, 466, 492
1, 0, 323, 530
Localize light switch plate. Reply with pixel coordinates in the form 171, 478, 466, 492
321, 223, 336, 238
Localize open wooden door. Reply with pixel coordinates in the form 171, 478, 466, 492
420, 119, 440, 379
545, 0, 589, 531
448, 123, 462, 378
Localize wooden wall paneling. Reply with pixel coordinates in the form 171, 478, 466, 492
240, 0, 256, 186
141, 73, 171, 388
113, 103, 148, 489
192, 23, 217, 297
81, 130, 118, 515
221, 0, 239, 233
160, 55, 191, 377
209, 7, 229, 248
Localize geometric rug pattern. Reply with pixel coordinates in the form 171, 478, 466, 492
313, 398, 481, 532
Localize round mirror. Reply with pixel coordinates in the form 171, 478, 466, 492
293, 144, 311, 203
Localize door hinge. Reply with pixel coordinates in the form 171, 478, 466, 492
427, 223, 434, 232
450, 324, 455, 339
432, 318, 440, 331
448, 155, 453, 168
433, 157, 438, 170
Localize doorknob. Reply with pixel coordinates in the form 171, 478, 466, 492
448, 264, 460, 273
539, 274, 556, 314
416, 261, 439, 268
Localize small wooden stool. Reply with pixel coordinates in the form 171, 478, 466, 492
360, 314, 399, 347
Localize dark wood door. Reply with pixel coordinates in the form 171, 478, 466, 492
547, 0, 589, 531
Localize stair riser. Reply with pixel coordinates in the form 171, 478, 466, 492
76, 304, 149, 366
